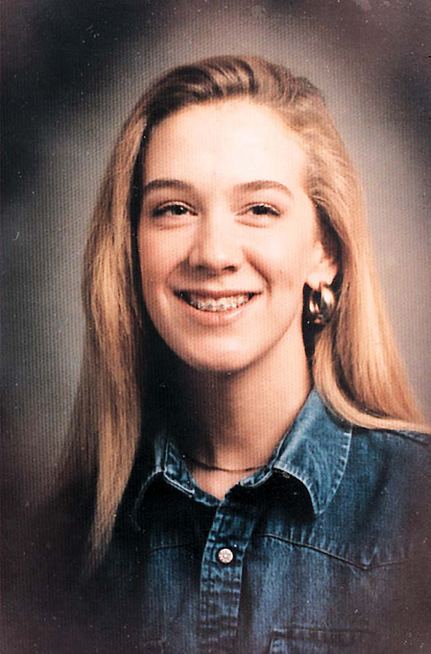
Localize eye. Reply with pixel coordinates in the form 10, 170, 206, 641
247, 203, 280, 217
240, 203, 281, 225
151, 203, 195, 218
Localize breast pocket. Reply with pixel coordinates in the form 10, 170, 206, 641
269, 627, 376, 654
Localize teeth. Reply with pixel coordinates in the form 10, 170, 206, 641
184, 293, 252, 312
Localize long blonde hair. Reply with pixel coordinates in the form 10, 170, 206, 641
71, 56, 427, 563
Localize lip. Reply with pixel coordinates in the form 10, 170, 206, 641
173, 289, 261, 325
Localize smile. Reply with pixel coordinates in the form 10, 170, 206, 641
177, 292, 255, 312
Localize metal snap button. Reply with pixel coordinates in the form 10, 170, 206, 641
217, 547, 234, 565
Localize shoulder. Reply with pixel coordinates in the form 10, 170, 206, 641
347, 424, 430, 492
349, 424, 430, 480
342, 424, 430, 547
306, 423, 430, 568
353, 424, 430, 446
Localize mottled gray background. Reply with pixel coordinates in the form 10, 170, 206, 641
2, 0, 430, 514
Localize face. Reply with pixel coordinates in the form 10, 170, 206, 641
138, 100, 336, 374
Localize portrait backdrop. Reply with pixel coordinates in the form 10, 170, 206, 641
2, 0, 430, 528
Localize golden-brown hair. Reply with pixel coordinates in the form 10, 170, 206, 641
70, 55, 427, 564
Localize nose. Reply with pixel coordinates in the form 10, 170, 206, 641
187, 215, 243, 273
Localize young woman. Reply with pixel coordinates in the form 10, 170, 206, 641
52, 56, 429, 652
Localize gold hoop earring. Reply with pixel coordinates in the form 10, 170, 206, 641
307, 283, 336, 326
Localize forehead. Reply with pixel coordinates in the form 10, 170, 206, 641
143, 100, 308, 191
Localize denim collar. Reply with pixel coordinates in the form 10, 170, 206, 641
269, 389, 352, 515
131, 389, 352, 526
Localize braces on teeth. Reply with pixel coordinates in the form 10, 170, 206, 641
181, 293, 252, 312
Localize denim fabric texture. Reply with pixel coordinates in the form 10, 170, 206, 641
93, 390, 431, 653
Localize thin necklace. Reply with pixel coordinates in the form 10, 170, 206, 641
183, 453, 265, 473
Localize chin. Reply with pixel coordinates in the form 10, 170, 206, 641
173, 345, 261, 377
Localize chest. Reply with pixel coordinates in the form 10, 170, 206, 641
94, 481, 424, 654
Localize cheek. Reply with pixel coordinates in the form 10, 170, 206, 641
138, 231, 177, 284
253, 232, 314, 289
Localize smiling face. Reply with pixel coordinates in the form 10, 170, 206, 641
138, 100, 336, 375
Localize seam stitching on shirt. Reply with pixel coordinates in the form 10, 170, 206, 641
253, 533, 412, 570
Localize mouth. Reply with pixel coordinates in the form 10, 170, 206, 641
175, 291, 256, 313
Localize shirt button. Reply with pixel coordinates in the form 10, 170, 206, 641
217, 547, 234, 565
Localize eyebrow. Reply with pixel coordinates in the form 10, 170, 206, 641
142, 178, 293, 198
143, 179, 192, 194
237, 180, 293, 198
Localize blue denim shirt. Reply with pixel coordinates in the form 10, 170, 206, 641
93, 390, 431, 653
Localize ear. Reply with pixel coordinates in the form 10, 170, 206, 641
306, 241, 338, 290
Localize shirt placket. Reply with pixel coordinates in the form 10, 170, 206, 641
198, 495, 258, 654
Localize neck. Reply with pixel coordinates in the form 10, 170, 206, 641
168, 340, 311, 470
